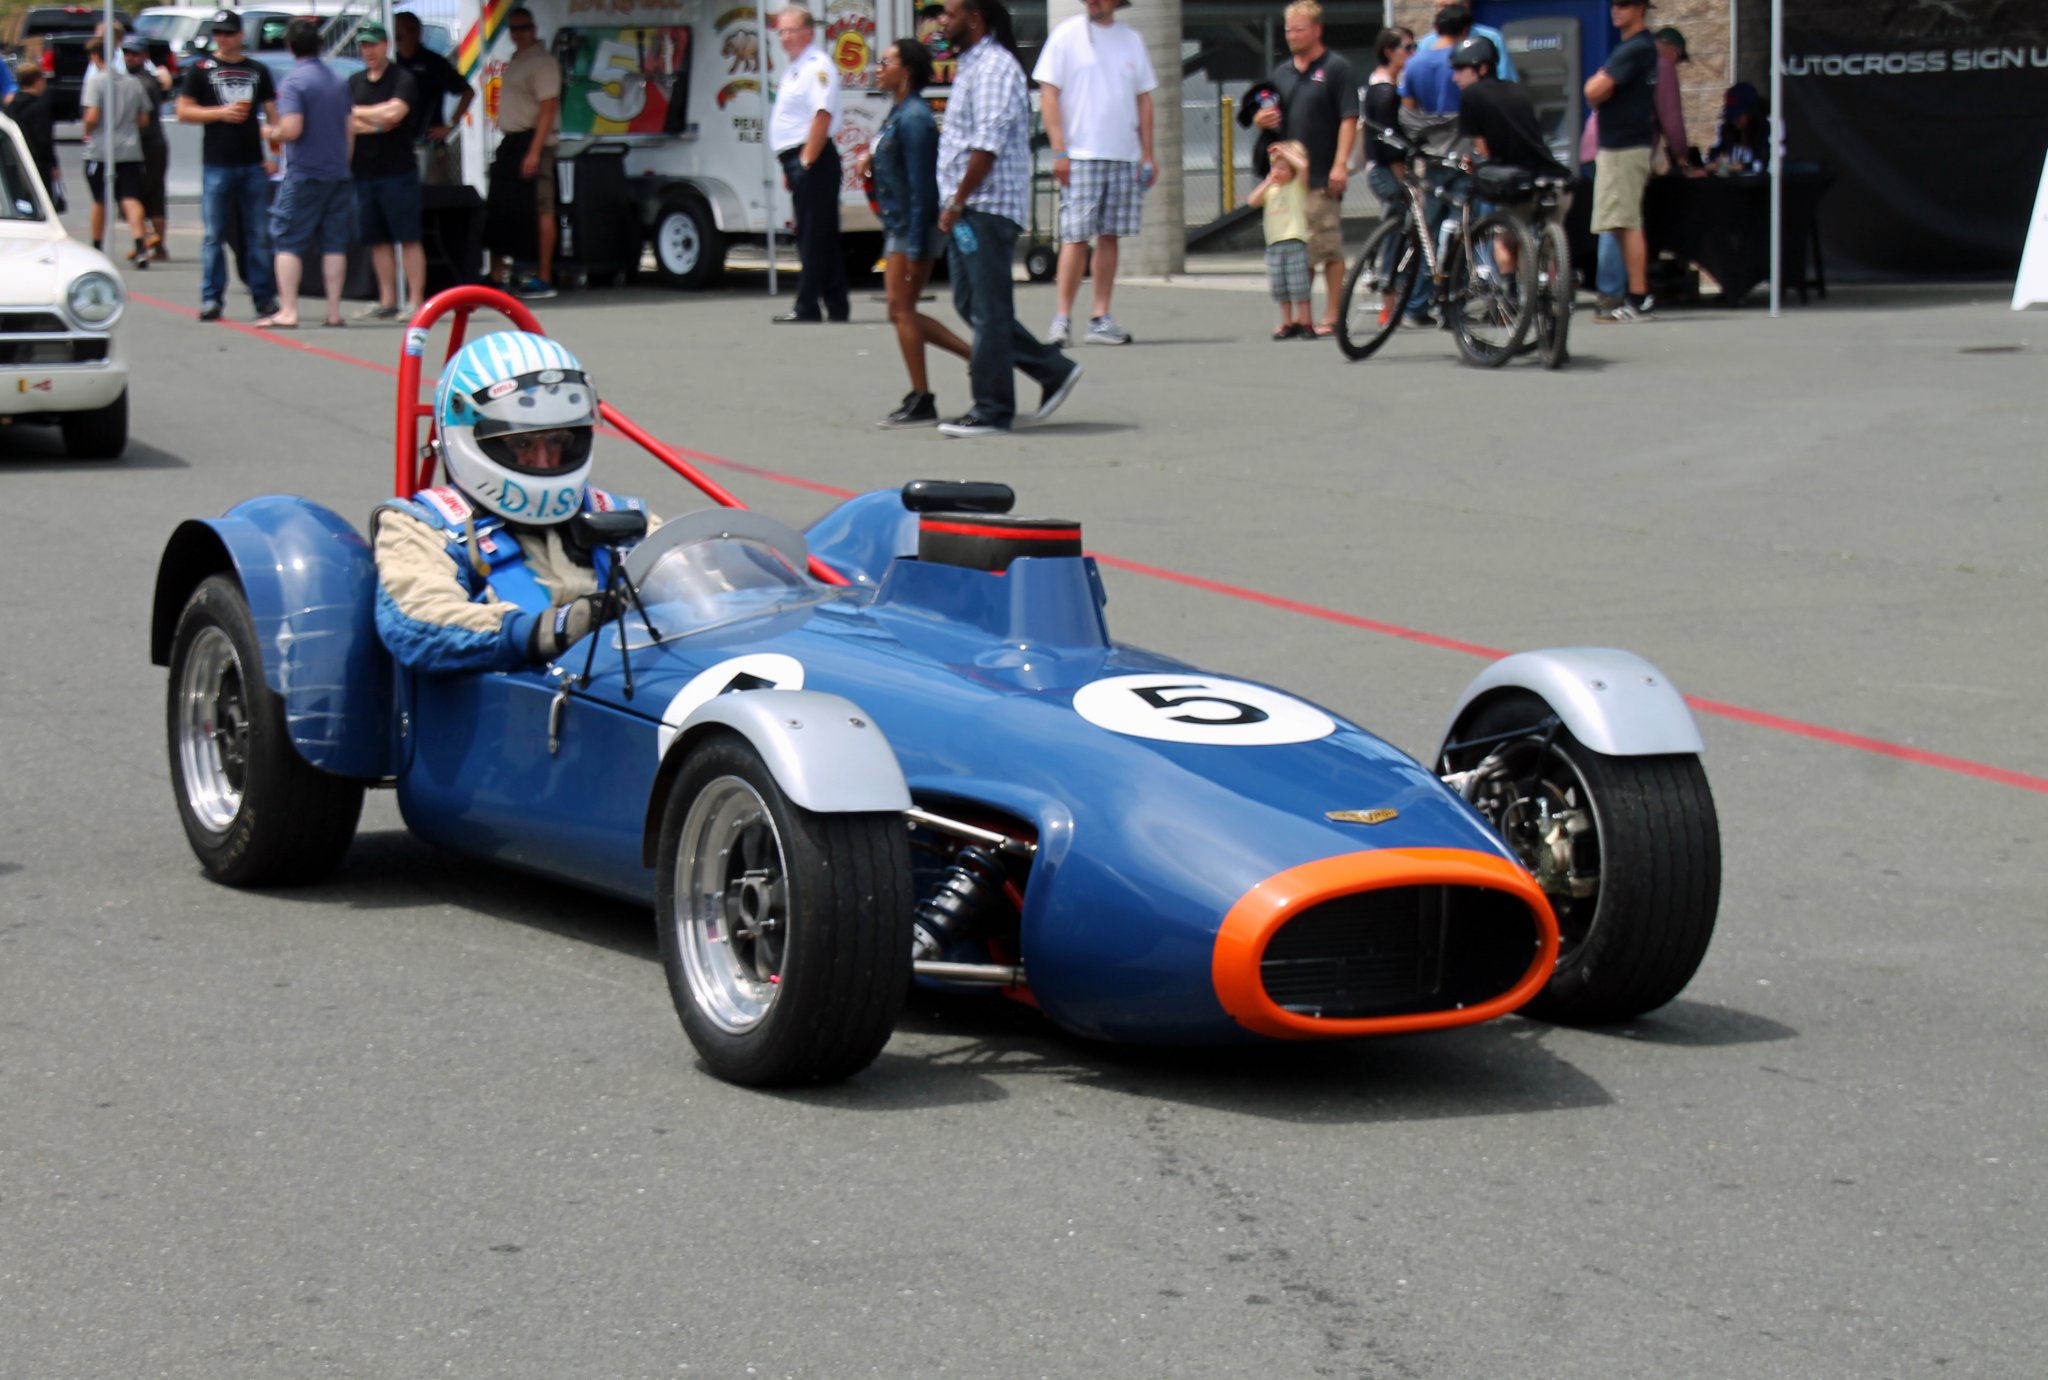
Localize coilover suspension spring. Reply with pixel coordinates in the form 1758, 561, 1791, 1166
911, 845, 1009, 961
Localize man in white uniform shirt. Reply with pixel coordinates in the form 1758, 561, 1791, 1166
769, 6, 849, 323
1032, 0, 1156, 346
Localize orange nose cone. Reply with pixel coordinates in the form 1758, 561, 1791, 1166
1211, 848, 1560, 1040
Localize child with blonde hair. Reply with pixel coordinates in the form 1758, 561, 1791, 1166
1248, 140, 1313, 339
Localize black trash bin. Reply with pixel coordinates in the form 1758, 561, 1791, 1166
421, 183, 486, 296
556, 143, 641, 286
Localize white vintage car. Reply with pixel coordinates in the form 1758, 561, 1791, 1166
1, 112, 129, 459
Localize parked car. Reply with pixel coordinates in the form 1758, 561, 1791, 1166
3, 6, 137, 121
0, 113, 129, 458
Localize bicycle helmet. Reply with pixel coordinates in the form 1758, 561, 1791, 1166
1448, 35, 1498, 70
433, 331, 598, 525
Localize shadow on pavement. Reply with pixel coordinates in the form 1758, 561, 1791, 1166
0, 435, 191, 470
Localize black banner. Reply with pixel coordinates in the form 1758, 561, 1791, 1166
1783, 4, 2048, 279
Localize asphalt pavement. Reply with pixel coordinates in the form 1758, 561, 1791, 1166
3, 185, 2045, 1380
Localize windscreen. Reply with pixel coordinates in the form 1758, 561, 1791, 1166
619, 534, 848, 647
0, 137, 48, 222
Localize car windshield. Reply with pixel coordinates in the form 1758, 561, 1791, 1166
0, 137, 48, 222
618, 534, 850, 647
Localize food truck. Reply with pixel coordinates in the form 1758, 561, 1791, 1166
448, 0, 959, 288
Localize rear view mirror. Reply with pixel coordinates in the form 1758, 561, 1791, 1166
573, 510, 649, 547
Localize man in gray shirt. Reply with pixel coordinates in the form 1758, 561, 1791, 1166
81, 29, 154, 261
258, 18, 355, 328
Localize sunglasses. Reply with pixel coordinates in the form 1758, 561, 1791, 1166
1402, 41, 1418, 51
507, 21, 534, 31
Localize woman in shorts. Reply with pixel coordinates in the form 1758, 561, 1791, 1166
858, 38, 970, 429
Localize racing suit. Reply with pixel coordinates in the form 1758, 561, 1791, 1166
373, 484, 657, 674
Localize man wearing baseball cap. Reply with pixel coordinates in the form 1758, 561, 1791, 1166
1584, 0, 1658, 322
176, 10, 282, 322
346, 23, 424, 319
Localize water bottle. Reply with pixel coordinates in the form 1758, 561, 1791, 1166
952, 217, 978, 254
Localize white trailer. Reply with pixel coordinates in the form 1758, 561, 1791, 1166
449, 0, 939, 288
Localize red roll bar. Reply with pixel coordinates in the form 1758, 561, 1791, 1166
394, 286, 846, 586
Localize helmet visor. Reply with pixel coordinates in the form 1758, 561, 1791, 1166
479, 424, 595, 477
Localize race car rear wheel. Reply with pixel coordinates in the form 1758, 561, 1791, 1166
656, 732, 913, 1086
1450, 693, 1720, 1023
166, 575, 364, 887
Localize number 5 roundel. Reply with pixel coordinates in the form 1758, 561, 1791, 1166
1072, 674, 1337, 746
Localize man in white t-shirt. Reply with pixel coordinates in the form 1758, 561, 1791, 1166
1032, 0, 1157, 346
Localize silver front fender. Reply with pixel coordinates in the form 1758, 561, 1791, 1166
672, 689, 912, 813
1436, 648, 1705, 763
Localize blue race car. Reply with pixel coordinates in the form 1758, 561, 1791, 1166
150, 293, 1720, 1086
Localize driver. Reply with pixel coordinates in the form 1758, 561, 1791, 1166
373, 331, 660, 672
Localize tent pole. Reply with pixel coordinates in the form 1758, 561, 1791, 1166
1768, 0, 1781, 317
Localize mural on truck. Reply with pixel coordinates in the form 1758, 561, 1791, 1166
554, 26, 694, 135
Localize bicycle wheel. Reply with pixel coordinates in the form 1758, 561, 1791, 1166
1535, 220, 1572, 370
1336, 218, 1422, 362
1446, 210, 1538, 368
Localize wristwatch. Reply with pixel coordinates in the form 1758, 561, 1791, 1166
947, 196, 966, 213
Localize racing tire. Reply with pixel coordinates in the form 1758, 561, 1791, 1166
650, 193, 725, 290
1448, 693, 1720, 1024
1336, 218, 1421, 362
1444, 210, 1538, 369
655, 732, 914, 1086
60, 389, 128, 460
1534, 221, 1572, 370
166, 575, 365, 887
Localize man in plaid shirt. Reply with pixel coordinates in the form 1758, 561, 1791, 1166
933, 0, 1084, 438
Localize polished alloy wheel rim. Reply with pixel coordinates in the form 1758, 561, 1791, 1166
675, 775, 788, 1034
1475, 743, 1603, 964
176, 625, 250, 835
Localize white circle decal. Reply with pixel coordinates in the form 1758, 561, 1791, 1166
656, 653, 806, 757
1072, 674, 1336, 746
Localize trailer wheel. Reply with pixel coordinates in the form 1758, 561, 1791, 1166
650, 193, 725, 290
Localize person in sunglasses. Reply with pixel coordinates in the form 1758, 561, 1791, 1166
485, 7, 561, 299
373, 333, 662, 672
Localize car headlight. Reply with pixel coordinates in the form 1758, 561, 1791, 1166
67, 272, 125, 328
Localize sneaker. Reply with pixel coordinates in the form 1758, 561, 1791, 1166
1029, 362, 1083, 426
517, 276, 557, 299
938, 414, 1007, 439
355, 303, 402, 321
1399, 312, 1436, 330
1086, 314, 1132, 345
1606, 302, 1653, 324
255, 300, 282, 320
198, 301, 223, 322
878, 392, 938, 429
1046, 315, 1072, 348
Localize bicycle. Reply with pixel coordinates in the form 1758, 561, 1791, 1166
1337, 134, 1571, 369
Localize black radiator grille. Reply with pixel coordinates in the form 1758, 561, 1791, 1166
1259, 885, 1536, 1018
0, 338, 109, 365
0, 312, 68, 334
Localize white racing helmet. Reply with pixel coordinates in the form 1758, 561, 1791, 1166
433, 331, 599, 525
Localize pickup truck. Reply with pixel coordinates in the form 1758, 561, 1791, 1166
4, 6, 137, 121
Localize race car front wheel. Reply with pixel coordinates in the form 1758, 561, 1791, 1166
1449, 693, 1720, 1023
166, 575, 364, 886
656, 732, 913, 1086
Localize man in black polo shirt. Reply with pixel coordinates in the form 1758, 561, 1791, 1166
1250, 0, 1357, 337
348, 23, 423, 319
392, 10, 474, 185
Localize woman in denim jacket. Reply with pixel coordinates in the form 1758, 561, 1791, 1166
859, 38, 971, 428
